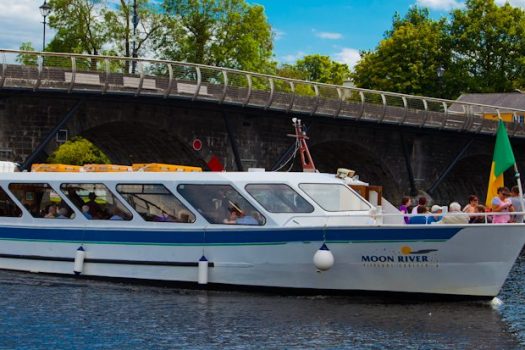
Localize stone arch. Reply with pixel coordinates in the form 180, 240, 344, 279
80, 121, 208, 167
309, 140, 402, 202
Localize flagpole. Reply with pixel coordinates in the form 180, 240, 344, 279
514, 163, 525, 221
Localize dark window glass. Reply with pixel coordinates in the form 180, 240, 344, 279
116, 184, 195, 223
177, 184, 265, 225
0, 186, 22, 217
9, 183, 73, 219
60, 183, 132, 221
245, 184, 314, 213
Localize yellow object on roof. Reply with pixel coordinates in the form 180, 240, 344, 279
132, 163, 202, 172
83, 164, 132, 172
31, 164, 82, 172
483, 113, 515, 123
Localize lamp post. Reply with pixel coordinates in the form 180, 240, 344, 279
131, 0, 139, 74
39, 0, 51, 51
436, 66, 445, 98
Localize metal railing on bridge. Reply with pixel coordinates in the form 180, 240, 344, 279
2, 49, 525, 137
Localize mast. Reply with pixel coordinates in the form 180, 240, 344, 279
290, 118, 316, 172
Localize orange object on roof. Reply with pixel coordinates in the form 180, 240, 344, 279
83, 164, 132, 172
132, 163, 202, 172
31, 164, 82, 172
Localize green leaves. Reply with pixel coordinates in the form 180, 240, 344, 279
352, 1, 525, 98
47, 137, 110, 165
158, 0, 275, 73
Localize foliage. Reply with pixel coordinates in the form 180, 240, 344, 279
157, 0, 275, 73
16, 42, 38, 66
449, 0, 525, 93
351, 2, 525, 98
352, 6, 450, 98
47, 0, 110, 56
47, 137, 110, 165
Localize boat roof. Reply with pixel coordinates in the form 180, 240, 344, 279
0, 171, 355, 184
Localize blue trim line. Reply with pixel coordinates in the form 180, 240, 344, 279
0, 226, 460, 245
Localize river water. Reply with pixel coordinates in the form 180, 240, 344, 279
1, 255, 524, 349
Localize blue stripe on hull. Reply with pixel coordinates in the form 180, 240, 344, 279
0, 226, 461, 245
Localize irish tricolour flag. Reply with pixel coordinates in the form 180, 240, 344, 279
485, 119, 516, 207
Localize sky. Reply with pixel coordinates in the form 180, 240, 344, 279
0, 0, 524, 69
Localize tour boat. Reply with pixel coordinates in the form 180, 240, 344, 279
0, 120, 523, 300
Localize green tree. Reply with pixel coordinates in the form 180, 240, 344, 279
16, 42, 38, 66
157, 0, 275, 73
47, 0, 110, 56
352, 7, 451, 98
294, 54, 350, 85
449, 0, 525, 93
47, 137, 110, 165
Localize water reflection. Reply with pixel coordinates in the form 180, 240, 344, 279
0, 262, 522, 349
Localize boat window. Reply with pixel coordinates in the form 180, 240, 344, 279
8, 183, 74, 219
0, 186, 22, 217
116, 184, 195, 223
60, 183, 132, 221
177, 184, 265, 225
299, 183, 372, 211
245, 184, 314, 213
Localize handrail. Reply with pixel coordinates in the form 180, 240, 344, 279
2, 48, 524, 114
1, 48, 525, 138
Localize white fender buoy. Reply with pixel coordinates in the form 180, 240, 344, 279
198, 255, 209, 284
73, 246, 86, 275
313, 243, 334, 271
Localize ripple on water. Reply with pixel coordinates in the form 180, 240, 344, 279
0, 259, 523, 349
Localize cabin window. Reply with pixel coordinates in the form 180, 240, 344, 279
177, 184, 265, 225
0, 186, 22, 217
245, 184, 314, 213
116, 184, 195, 223
8, 183, 73, 219
60, 183, 132, 221
299, 183, 371, 211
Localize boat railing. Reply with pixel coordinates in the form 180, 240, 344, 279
374, 210, 525, 225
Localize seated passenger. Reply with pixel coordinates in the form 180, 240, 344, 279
56, 207, 69, 219
81, 205, 92, 219
109, 207, 124, 220
469, 205, 487, 224
408, 205, 428, 224
224, 202, 258, 225
44, 204, 57, 218
439, 202, 469, 224
427, 205, 443, 224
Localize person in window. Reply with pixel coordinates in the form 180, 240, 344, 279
86, 192, 103, 219
81, 205, 92, 219
224, 202, 258, 225
109, 207, 124, 220
56, 207, 69, 219
44, 204, 57, 218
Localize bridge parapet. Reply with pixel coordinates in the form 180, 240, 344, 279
2, 49, 525, 137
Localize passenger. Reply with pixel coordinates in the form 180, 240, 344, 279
86, 192, 103, 219
81, 205, 92, 219
492, 187, 513, 224
462, 195, 479, 214
399, 196, 411, 224
44, 204, 57, 218
469, 205, 487, 224
224, 202, 258, 225
427, 205, 443, 224
509, 186, 524, 223
439, 202, 469, 224
56, 207, 69, 219
109, 207, 124, 220
411, 197, 428, 215
408, 205, 428, 224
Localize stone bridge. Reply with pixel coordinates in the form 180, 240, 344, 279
1, 49, 525, 204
